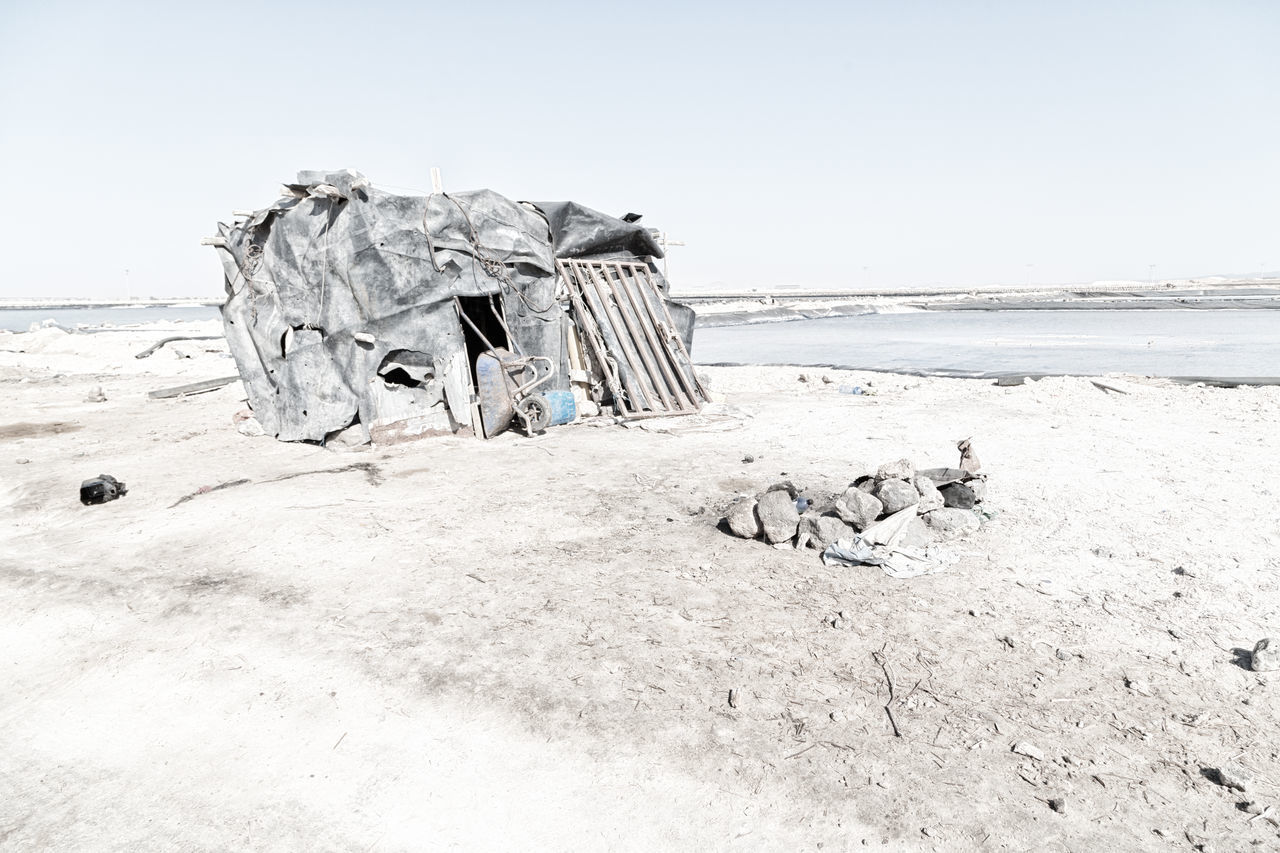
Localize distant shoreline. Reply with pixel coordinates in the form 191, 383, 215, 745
687, 281, 1280, 327
0, 297, 222, 311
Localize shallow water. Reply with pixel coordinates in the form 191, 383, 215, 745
692, 309, 1280, 378
0, 305, 220, 332
7, 304, 1279, 379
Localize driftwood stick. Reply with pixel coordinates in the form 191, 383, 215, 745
872, 647, 902, 738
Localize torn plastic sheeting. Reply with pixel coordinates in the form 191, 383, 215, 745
822, 538, 947, 579
821, 507, 948, 578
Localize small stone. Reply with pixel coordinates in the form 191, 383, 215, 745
831, 617, 848, 630
834, 487, 883, 530
821, 375, 833, 384
1252, 638, 1279, 672
968, 478, 988, 502
1047, 797, 1066, 814
874, 479, 919, 514
85, 386, 106, 403
757, 489, 801, 544
235, 416, 266, 438
1125, 676, 1153, 696
875, 458, 914, 481
800, 513, 855, 550
725, 497, 761, 539
1209, 765, 1249, 792
830, 710, 846, 723
939, 482, 977, 509
1243, 801, 1265, 815
742, 454, 755, 464
1011, 741, 1044, 761
728, 688, 739, 708
923, 508, 980, 537
766, 480, 799, 499
15, 458, 30, 465
913, 475, 944, 513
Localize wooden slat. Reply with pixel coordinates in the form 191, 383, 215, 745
560, 259, 707, 417
597, 263, 676, 411
558, 260, 631, 415
610, 263, 695, 410
632, 264, 708, 402
578, 261, 655, 410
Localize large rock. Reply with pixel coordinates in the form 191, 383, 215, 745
913, 475, 944, 512
757, 489, 801, 544
801, 513, 855, 550
940, 482, 977, 509
835, 486, 883, 530
876, 458, 915, 481
1253, 638, 1280, 672
874, 478, 919, 514
923, 508, 980, 538
725, 497, 761, 539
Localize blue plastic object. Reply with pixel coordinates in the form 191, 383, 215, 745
543, 390, 577, 426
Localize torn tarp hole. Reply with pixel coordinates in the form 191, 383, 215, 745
378, 350, 434, 389
281, 326, 325, 358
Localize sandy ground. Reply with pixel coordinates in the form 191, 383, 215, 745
2, 320, 1279, 852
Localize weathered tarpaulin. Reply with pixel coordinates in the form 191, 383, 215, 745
208, 169, 695, 443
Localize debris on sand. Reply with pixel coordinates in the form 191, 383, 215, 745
1011, 741, 1044, 761
1251, 638, 1279, 672
721, 450, 989, 578
1206, 765, 1250, 792
80, 474, 127, 505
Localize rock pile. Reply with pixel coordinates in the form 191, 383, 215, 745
723, 457, 988, 551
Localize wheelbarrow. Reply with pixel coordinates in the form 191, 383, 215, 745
474, 347, 556, 437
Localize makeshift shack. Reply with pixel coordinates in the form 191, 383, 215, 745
206, 170, 706, 443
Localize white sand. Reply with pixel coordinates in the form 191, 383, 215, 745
2, 322, 1279, 850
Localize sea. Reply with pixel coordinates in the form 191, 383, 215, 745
1, 304, 220, 332
5, 304, 1278, 380
694, 308, 1280, 379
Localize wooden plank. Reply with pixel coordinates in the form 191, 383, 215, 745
558, 261, 632, 415
596, 263, 675, 411
610, 263, 694, 410
632, 264, 708, 402
579, 261, 655, 411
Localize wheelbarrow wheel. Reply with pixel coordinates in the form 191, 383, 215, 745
516, 395, 552, 434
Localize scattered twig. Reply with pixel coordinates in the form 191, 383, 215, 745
1090, 380, 1130, 395
169, 479, 251, 507
332, 732, 347, 750
148, 375, 240, 398
872, 646, 902, 738
135, 335, 223, 359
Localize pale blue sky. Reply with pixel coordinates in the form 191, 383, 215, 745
1, 0, 1275, 297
